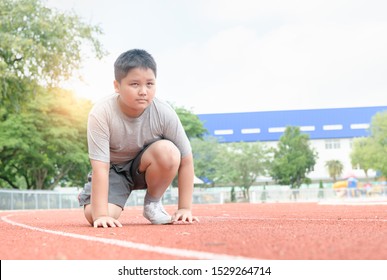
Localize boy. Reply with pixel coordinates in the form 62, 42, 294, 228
78, 49, 199, 227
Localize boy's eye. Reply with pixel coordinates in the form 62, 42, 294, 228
130, 83, 139, 87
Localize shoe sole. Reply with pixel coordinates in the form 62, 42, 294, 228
143, 213, 172, 225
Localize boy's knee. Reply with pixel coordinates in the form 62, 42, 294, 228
154, 140, 181, 169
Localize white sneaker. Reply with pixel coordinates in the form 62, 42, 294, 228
143, 200, 172, 225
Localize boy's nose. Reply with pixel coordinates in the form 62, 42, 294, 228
139, 86, 147, 96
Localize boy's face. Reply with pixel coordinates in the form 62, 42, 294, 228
114, 67, 156, 117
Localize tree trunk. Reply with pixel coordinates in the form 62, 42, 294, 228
48, 164, 73, 190
34, 169, 48, 190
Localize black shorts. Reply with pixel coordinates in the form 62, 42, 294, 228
78, 144, 152, 209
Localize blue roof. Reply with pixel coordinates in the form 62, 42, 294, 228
197, 106, 387, 142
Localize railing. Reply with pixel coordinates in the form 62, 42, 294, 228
0, 186, 386, 211
0, 189, 80, 210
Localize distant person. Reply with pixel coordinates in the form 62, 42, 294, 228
78, 49, 199, 227
363, 182, 372, 197
347, 176, 358, 197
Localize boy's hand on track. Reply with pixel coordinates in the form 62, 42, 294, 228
172, 209, 199, 224
93, 216, 122, 228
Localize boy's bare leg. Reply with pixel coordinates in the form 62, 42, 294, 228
139, 140, 181, 198
84, 140, 180, 226
139, 140, 180, 224
84, 203, 123, 226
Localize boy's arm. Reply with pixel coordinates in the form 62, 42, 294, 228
90, 159, 122, 228
172, 153, 199, 223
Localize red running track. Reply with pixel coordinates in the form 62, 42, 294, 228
0, 203, 386, 260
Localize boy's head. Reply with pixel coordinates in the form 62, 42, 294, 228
114, 49, 157, 83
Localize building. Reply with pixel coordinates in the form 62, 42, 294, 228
197, 106, 387, 182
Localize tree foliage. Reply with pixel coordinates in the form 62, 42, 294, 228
0, 0, 105, 108
325, 159, 344, 181
191, 137, 270, 200
215, 142, 269, 199
190, 137, 221, 185
173, 105, 207, 139
350, 137, 377, 177
0, 88, 92, 189
269, 126, 317, 188
351, 111, 387, 177
0, 0, 105, 189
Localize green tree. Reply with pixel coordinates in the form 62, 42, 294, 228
215, 142, 269, 200
191, 137, 222, 186
350, 137, 376, 177
369, 111, 387, 176
351, 111, 387, 177
325, 159, 344, 181
0, 88, 92, 189
0, 0, 105, 108
0, 0, 105, 189
173, 105, 207, 139
168, 105, 207, 188
269, 126, 317, 189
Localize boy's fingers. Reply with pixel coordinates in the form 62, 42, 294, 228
110, 219, 122, 227
115, 220, 123, 227
172, 213, 183, 223
107, 221, 116, 228
184, 214, 192, 223
173, 214, 199, 224
172, 211, 199, 224
93, 217, 122, 228
172, 214, 180, 222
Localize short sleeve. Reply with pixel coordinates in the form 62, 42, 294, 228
87, 112, 110, 163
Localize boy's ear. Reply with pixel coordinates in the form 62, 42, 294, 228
113, 80, 120, 93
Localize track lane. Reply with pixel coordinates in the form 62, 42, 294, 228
1, 203, 386, 260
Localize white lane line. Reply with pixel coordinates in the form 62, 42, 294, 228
1, 214, 254, 260
319, 201, 387, 206
199, 216, 387, 222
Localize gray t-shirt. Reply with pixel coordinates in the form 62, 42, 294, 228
87, 94, 192, 164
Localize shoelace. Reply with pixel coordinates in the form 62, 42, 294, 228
146, 201, 168, 216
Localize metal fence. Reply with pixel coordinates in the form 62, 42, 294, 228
0, 189, 81, 210
0, 186, 386, 211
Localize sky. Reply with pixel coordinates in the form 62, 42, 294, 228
45, 0, 387, 114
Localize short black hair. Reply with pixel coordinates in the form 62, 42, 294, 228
114, 49, 157, 82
